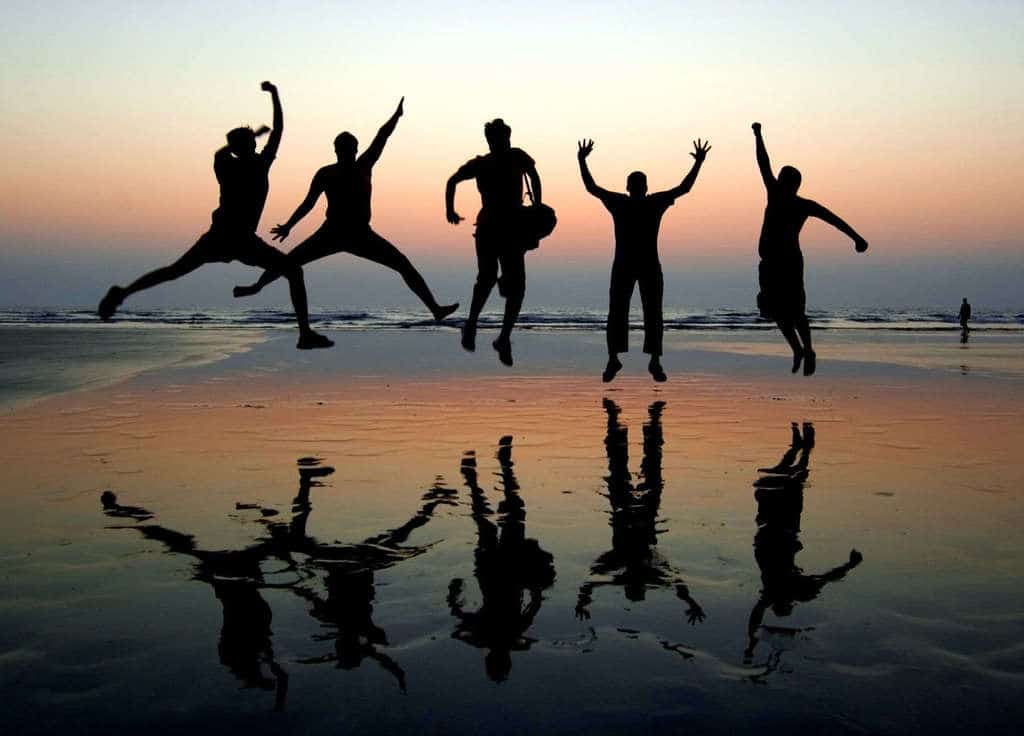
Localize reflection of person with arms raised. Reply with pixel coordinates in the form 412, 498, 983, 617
578, 138, 710, 383
752, 123, 868, 376
744, 423, 862, 664
446, 120, 543, 366
447, 437, 556, 682
575, 400, 704, 624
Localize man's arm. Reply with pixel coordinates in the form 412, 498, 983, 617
661, 139, 711, 200
752, 122, 775, 189
805, 201, 869, 252
360, 96, 403, 168
445, 160, 477, 225
577, 139, 613, 202
814, 549, 864, 584
261, 81, 283, 161
270, 173, 324, 241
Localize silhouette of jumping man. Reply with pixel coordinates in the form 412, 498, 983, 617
447, 438, 556, 681
97, 82, 332, 350
744, 423, 862, 666
575, 400, 704, 624
233, 98, 459, 323
446, 119, 543, 366
752, 123, 869, 375
578, 139, 710, 383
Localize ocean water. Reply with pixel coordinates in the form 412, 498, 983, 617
1, 306, 1021, 332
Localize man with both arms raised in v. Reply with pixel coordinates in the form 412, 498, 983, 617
578, 137, 710, 382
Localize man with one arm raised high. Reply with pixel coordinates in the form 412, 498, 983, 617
234, 97, 458, 324
98, 82, 332, 350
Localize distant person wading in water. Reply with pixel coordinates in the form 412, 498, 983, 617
578, 137, 710, 383
752, 122, 869, 375
233, 97, 459, 323
98, 82, 332, 350
445, 119, 543, 366
959, 298, 972, 330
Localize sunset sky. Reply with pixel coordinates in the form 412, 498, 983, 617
1, 1, 1022, 309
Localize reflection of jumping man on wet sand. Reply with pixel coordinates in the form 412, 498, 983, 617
446, 120, 544, 366
744, 423, 862, 664
575, 400, 704, 623
98, 82, 332, 350
578, 139, 710, 383
447, 437, 556, 682
234, 97, 458, 323
101, 492, 290, 711
752, 123, 869, 376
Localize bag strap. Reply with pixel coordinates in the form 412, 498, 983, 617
523, 172, 535, 206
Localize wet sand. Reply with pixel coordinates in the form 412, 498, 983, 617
1, 328, 1022, 734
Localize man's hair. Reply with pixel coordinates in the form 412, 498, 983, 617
226, 126, 255, 147
484, 118, 511, 146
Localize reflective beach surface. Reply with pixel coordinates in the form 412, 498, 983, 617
2, 329, 1022, 734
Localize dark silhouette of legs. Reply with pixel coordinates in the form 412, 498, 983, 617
493, 249, 525, 365
350, 231, 458, 321
99, 231, 331, 349
794, 314, 815, 375
235, 224, 457, 322
604, 265, 634, 381
98, 235, 213, 319
777, 318, 805, 373
234, 236, 332, 349
464, 239, 499, 352
234, 223, 334, 297
638, 268, 665, 381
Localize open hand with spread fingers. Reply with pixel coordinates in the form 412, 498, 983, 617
691, 138, 711, 163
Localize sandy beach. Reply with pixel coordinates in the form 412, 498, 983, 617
2, 326, 1023, 734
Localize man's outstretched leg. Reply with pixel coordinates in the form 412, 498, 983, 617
493, 250, 525, 367
352, 232, 458, 322
463, 240, 499, 352
241, 238, 332, 350
98, 236, 212, 320
234, 224, 334, 299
